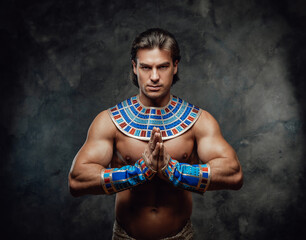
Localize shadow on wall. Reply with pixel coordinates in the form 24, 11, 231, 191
275, 0, 306, 238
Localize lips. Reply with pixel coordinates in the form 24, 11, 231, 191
147, 85, 162, 91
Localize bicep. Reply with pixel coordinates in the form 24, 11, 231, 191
75, 138, 113, 167
195, 111, 237, 163
197, 134, 237, 164
70, 111, 115, 175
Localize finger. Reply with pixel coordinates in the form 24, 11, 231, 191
158, 142, 164, 168
152, 127, 158, 136
148, 129, 157, 151
142, 151, 151, 166
149, 128, 161, 151
151, 142, 160, 170
152, 142, 160, 159
153, 132, 161, 148
149, 128, 157, 143
159, 142, 164, 159
150, 131, 158, 149
149, 142, 159, 170
156, 131, 163, 143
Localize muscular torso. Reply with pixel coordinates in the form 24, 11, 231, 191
112, 126, 199, 239
71, 103, 241, 238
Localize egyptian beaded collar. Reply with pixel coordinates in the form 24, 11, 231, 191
108, 95, 201, 141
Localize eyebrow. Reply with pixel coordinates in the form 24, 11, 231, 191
139, 62, 171, 67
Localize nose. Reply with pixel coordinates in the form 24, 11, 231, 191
150, 68, 159, 82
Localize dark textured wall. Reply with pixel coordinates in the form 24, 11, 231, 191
1, 0, 306, 239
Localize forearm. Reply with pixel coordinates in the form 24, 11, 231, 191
69, 162, 105, 197
101, 158, 155, 194
161, 158, 211, 194
206, 156, 243, 191
69, 158, 155, 196
161, 156, 243, 193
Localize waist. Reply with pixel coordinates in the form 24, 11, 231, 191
115, 190, 193, 238
113, 218, 194, 240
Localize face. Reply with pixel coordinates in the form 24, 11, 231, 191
132, 48, 178, 106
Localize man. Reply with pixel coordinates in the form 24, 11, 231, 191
69, 28, 243, 239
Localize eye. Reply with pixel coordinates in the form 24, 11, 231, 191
141, 66, 151, 70
159, 65, 169, 70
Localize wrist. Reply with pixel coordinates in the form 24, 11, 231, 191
160, 154, 171, 173
138, 157, 156, 180
160, 157, 211, 194
100, 157, 156, 195
161, 157, 176, 177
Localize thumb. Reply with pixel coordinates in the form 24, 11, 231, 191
159, 142, 164, 160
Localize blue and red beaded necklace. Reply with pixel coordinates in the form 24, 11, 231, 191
108, 95, 201, 141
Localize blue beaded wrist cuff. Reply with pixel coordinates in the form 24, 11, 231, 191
162, 158, 211, 193
101, 158, 156, 194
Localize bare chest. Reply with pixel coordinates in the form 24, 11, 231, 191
112, 129, 197, 167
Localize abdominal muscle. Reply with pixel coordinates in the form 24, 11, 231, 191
112, 129, 196, 239
115, 178, 193, 239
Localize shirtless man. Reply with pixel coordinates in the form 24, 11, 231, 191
68, 28, 243, 239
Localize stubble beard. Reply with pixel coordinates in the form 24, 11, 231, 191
140, 86, 171, 107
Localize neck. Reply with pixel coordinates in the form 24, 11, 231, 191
138, 92, 171, 107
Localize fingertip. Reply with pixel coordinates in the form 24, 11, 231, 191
151, 127, 155, 135
157, 132, 162, 141
154, 132, 159, 140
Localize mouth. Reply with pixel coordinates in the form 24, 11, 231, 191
147, 85, 162, 91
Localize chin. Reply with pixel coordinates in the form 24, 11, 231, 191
145, 91, 165, 99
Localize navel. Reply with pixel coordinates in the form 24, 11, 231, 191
183, 153, 188, 159
151, 207, 158, 213
125, 156, 131, 163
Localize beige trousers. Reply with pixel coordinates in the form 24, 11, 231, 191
112, 219, 194, 240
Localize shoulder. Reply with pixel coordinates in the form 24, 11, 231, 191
87, 110, 117, 140
193, 109, 222, 137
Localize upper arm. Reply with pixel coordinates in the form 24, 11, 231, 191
194, 110, 237, 164
70, 110, 116, 175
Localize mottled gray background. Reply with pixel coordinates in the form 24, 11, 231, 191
1, 0, 306, 239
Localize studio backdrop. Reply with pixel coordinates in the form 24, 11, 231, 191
1, 0, 306, 239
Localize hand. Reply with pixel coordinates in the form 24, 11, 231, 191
158, 142, 170, 169
157, 142, 171, 178
143, 127, 163, 172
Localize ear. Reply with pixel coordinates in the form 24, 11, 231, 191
173, 60, 178, 75
132, 60, 137, 75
